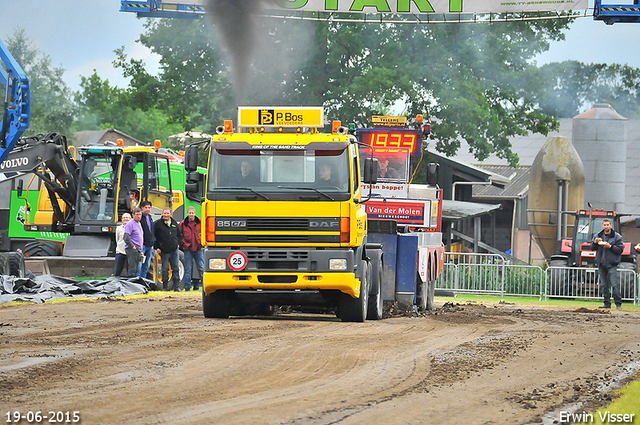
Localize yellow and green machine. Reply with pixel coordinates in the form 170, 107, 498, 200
0, 135, 202, 277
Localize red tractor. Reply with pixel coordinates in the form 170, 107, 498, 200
548, 209, 636, 297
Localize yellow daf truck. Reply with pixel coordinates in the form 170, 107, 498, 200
184, 107, 384, 322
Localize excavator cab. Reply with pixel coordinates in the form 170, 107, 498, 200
77, 150, 119, 225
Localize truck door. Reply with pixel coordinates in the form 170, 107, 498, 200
142, 153, 173, 215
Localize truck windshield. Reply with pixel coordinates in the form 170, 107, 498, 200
207, 148, 351, 201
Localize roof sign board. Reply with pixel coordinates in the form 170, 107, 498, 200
238, 107, 324, 128
372, 115, 407, 127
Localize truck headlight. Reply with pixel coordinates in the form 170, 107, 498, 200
329, 259, 347, 270
210, 258, 226, 270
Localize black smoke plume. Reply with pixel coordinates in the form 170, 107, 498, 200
205, 0, 266, 102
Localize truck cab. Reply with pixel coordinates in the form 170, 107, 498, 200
185, 107, 383, 321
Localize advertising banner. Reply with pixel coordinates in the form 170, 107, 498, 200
268, 0, 589, 14
365, 199, 431, 227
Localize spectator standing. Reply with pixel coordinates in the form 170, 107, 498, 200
138, 200, 156, 279
113, 213, 131, 277
123, 208, 144, 277
179, 206, 204, 291
590, 218, 624, 310
154, 207, 183, 291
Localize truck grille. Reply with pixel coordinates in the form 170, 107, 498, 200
216, 217, 341, 244
216, 235, 340, 243
247, 251, 309, 260
247, 218, 308, 231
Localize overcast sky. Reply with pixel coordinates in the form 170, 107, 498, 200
1, 1, 640, 92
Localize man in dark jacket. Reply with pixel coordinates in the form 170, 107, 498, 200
138, 200, 155, 279
179, 206, 204, 291
154, 207, 183, 291
590, 218, 624, 310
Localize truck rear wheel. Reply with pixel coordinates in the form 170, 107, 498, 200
0, 253, 8, 275
7, 252, 25, 278
340, 260, 369, 322
367, 250, 383, 320
203, 289, 232, 318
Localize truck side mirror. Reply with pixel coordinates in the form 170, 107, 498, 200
185, 181, 199, 193
16, 179, 23, 197
636, 217, 640, 228
426, 163, 439, 186
184, 144, 198, 172
363, 157, 379, 185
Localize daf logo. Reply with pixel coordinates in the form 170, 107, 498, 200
0, 156, 29, 170
309, 220, 339, 228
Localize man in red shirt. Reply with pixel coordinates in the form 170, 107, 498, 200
180, 206, 204, 291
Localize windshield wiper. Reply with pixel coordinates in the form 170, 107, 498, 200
217, 187, 270, 201
277, 186, 334, 201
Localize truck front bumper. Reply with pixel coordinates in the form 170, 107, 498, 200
202, 247, 360, 298
203, 272, 360, 298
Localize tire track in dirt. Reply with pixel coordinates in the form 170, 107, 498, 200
1, 298, 639, 425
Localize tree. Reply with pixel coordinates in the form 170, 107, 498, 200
534, 61, 640, 118
93, 16, 586, 166
75, 71, 183, 143
5, 29, 75, 138
131, 18, 236, 133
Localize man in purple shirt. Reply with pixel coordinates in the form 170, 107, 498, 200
138, 200, 155, 279
124, 208, 144, 277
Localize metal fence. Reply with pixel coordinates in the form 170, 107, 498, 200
436, 252, 638, 305
547, 266, 637, 303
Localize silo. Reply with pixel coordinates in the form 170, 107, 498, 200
572, 103, 628, 211
528, 136, 585, 260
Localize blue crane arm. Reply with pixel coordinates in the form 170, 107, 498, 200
593, 0, 640, 24
120, 0, 205, 18
0, 37, 30, 164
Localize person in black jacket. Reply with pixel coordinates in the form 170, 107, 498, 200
590, 218, 624, 310
154, 207, 183, 291
138, 200, 156, 279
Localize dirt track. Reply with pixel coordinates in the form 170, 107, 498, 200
1, 295, 639, 425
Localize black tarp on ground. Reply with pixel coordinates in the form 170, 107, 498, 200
0, 274, 158, 304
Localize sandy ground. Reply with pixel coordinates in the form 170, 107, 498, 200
1, 296, 639, 425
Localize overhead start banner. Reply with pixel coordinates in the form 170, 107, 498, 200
268, 0, 589, 13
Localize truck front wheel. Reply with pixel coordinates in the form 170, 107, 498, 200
203, 289, 232, 318
339, 260, 369, 322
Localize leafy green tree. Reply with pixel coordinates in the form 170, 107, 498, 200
130, 18, 236, 133
75, 71, 182, 143
90, 16, 640, 168
273, 20, 570, 167
534, 61, 640, 118
5, 28, 75, 138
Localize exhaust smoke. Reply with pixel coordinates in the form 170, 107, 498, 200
205, 0, 267, 102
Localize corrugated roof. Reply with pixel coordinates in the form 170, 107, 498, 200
442, 200, 502, 220
438, 116, 640, 219
74, 129, 143, 146
472, 165, 530, 200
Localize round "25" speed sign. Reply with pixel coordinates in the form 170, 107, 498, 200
228, 251, 248, 271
